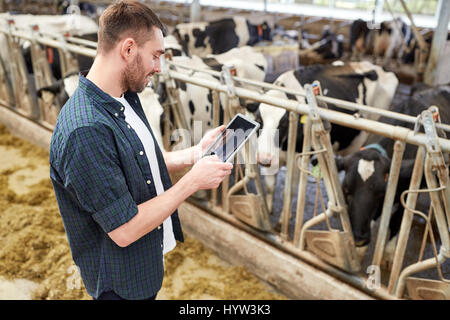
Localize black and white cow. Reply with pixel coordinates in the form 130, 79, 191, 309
314, 26, 344, 60
373, 18, 414, 65
158, 45, 267, 144
173, 16, 272, 57
336, 85, 450, 263
349, 19, 378, 60
255, 61, 399, 212
299, 26, 345, 65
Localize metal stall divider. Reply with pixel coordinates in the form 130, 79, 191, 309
393, 107, 450, 299
29, 24, 58, 128
296, 82, 361, 274
6, 19, 39, 119
160, 51, 190, 146
219, 64, 271, 230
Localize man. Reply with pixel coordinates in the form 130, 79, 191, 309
49, 1, 233, 300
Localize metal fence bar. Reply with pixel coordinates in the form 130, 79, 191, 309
2, 24, 450, 133
372, 140, 406, 267
387, 146, 426, 293
167, 69, 450, 153
166, 60, 450, 133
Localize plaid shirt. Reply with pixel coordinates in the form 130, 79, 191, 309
50, 73, 184, 300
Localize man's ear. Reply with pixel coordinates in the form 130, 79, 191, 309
120, 37, 137, 60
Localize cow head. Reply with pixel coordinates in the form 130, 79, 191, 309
337, 147, 390, 246
336, 144, 416, 246
315, 27, 344, 60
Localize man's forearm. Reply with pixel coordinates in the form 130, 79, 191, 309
163, 145, 201, 173
108, 172, 196, 247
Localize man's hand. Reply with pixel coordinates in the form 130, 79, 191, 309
196, 125, 226, 159
187, 154, 233, 190
163, 125, 226, 173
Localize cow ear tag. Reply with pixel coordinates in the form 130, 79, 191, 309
300, 115, 308, 124
311, 164, 323, 179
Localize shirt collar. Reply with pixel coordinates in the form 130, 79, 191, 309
78, 70, 134, 120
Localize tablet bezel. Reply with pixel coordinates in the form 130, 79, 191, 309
203, 113, 260, 163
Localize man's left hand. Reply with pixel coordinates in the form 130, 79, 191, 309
195, 125, 226, 161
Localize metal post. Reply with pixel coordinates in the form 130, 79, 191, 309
372, 140, 405, 267
293, 117, 312, 247
190, 0, 201, 23
424, 0, 450, 85
387, 146, 426, 293
6, 20, 38, 119
280, 111, 299, 240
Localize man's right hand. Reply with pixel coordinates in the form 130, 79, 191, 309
188, 155, 233, 190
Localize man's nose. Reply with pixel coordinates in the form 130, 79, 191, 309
153, 59, 162, 74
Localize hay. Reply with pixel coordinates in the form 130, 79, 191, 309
0, 123, 286, 300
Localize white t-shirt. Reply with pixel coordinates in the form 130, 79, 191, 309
113, 95, 176, 255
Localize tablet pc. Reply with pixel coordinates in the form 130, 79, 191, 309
203, 113, 260, 163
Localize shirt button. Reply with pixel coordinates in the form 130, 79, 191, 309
139, 151, 144, 156
114, 113, 118, 117
120, 106, 124, 111
157, 225, 161, 230
146, 179, 151, 185
127, 124, 131, 129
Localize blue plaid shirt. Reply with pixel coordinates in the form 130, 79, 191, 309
50, 72, 184, 300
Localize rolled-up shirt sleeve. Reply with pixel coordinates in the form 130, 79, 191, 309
62, 123, 138, 233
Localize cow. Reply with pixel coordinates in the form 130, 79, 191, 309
164, 35, 187, 57
373, 18, 414, 66
173, 16, 272, 57
158, 45, 267, 144
349, 19, 378, 61
336, 84, 450, 267
299, 26, 344, 65
314, 26, 344, 60
254, 61, 399, 213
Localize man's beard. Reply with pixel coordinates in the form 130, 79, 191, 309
120, 53, 151, 94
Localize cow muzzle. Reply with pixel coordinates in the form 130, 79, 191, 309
354, 239, 370, 247
257, 153, 273, 167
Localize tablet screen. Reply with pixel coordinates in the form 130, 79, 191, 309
205, 115, 259, 162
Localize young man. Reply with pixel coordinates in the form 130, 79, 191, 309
49, 1, 232, 300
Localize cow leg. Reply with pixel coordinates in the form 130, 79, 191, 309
381, 234, 398, 271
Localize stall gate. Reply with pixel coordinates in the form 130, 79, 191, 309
0, 19, 449, 300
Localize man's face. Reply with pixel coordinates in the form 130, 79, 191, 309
121, 27, 165, 93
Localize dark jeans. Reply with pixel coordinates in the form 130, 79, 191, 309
94, 290, 157, 300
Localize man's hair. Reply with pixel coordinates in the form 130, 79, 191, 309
97, 0, 165, 54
